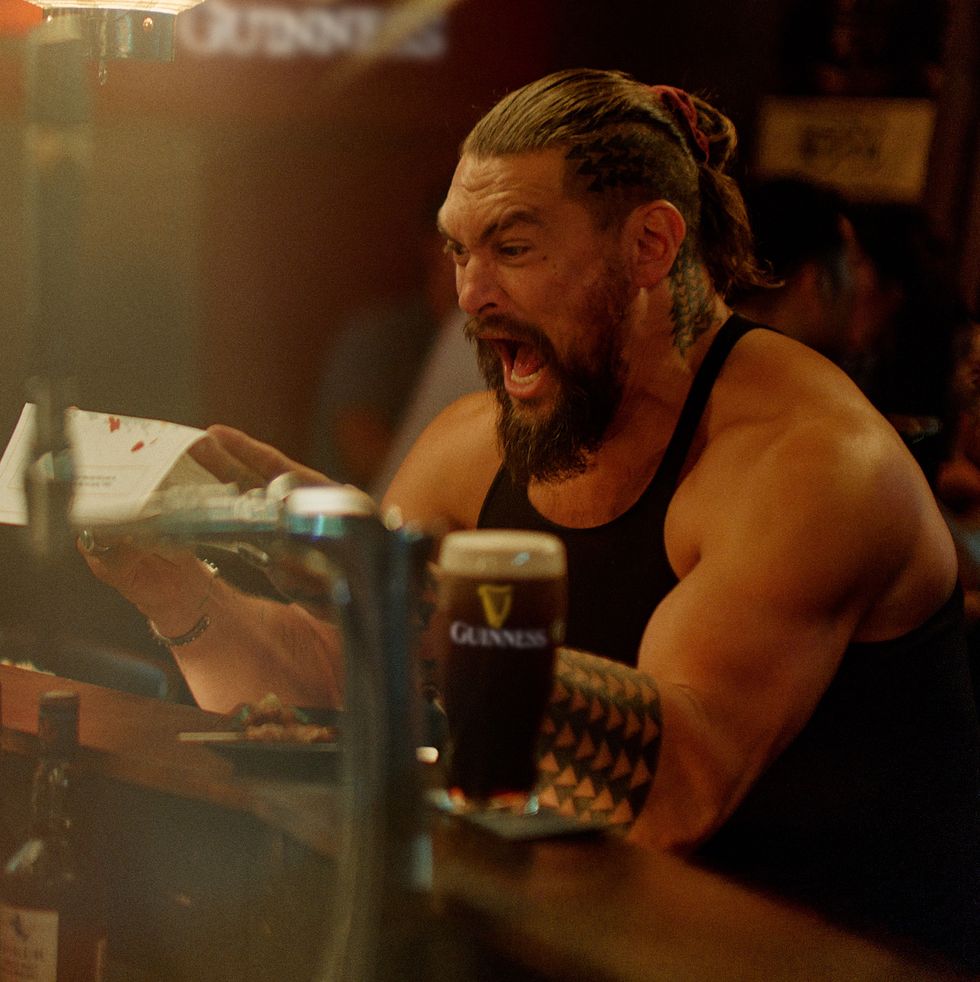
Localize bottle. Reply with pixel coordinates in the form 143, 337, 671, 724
0, 691, 107, 982
0, 683, 19, 870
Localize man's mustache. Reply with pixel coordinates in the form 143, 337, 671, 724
463, 315, 556, 360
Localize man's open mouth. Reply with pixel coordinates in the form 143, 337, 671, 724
488, 337, 546, 386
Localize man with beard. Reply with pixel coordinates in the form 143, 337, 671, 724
83, 70, 980, 968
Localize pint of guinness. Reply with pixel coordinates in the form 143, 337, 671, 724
436, 529, 566, 811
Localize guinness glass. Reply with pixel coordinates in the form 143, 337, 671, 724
435, 529, 566, 812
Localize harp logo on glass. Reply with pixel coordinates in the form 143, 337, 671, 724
449, 584, 550, 650
176, 1, 447, 60
477, 583, 513, 630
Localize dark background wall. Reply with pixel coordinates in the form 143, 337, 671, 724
0, 0, 972, 462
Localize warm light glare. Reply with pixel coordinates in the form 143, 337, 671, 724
28, 0, 205, 14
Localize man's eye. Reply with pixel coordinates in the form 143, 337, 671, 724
498, 244, 530, 258
444, 242, 467, 263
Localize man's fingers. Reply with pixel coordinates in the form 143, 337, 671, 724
208, 425, 287, 475
187, 428, 266, 489
186, 424, 334, 494
216, 426, 333, 487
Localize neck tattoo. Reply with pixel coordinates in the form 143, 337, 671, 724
668, 242, 715, 355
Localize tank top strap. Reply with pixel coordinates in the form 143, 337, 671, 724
476, 313, 773, 665
650, 313, 769, 498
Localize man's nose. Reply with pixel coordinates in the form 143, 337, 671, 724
456, 258, 501, 317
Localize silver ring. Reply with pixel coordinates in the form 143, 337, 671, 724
79, 529, 113, 555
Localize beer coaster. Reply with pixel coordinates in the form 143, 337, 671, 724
433, 795, 605, 841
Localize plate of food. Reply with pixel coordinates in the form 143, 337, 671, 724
179, 693, 341, 780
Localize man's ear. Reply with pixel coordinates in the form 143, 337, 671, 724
626, 200, 687, 288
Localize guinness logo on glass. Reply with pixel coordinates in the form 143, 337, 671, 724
477, 583, 513, 629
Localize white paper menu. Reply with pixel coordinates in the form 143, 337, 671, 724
0, 403, 219, 526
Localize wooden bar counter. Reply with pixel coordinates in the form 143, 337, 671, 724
0, 664, 972, 982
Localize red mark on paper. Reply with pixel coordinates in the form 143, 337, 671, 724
108, 417, 121, 433
131, 441, 144, 453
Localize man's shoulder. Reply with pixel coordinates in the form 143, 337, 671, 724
382, 392, 500, 529
713, 328, 886, 444
421, 391, 501, 478
412, 390, 498, 451
689, 330, 935, 533
714, 371, 908, 499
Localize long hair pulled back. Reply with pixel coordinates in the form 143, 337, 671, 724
461, 68, 769, 297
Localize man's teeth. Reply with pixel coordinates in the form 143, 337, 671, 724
510, 365, 542, 384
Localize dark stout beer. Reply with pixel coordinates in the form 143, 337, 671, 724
437, 530, 566, 807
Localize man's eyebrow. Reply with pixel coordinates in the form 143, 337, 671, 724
483, 209, 543, 242
438, 208, 543, 245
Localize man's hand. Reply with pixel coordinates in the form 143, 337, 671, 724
189, 424, 334, 491
79, 536, 216, 636
80, 425, 333, 629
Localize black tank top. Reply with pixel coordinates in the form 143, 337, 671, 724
477, 313, 980, 967
478, 313, 759, 664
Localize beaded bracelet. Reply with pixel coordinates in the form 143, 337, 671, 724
147, 560, 218, 647
148, 613, 212, 647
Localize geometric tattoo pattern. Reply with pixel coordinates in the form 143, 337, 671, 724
669, 241, 714, 356
566, 135, 653, 194
535, 648, 661, 832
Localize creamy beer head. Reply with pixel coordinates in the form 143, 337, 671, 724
438, 529, 566, 580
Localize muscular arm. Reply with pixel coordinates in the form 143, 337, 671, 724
170, 587, 344, 714
531, 419, 956, 850
536, 648, 661, 830
83, 543, 344, 713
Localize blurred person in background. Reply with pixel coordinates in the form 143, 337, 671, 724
939, 316, 980, 514
310, 198, 482, 494
736, 182, 970, 491
731, 176, 860, 362
845, 201, 968, 486
936, 315, 980, 669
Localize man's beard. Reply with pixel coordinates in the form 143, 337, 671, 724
468, 268, 631, 485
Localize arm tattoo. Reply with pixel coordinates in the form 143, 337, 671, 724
536, 648, 661, 832
669, 240, 715, 355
